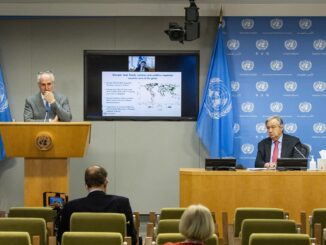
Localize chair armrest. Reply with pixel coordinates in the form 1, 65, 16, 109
145, 237, 153, 245
147, 222, 154, 238
300, 211, 307, 234
32, 235, 40, 245
228, 224, 235, 245
222, 211, 229, 245
125, 236, 132, 245
315, 223, 322, 245
48, 236, 56, 245
46, 221, 54, 236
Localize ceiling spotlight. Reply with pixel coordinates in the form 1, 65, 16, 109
164, 23, 185, 43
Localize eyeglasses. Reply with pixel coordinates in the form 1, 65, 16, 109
266, 125, 281, 130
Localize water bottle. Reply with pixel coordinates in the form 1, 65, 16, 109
309, 155, 316, 170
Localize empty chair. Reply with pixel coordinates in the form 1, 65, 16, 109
222, 208, 286, 245
0, 217, 55, 245
240, 219, 298, 245
157, 219, 180, 234
0, 231, 32, 245
70, 212, 131, 245
156, 233, 219, 245
61, 231, 123, 245
309, 208, 326, 245
249, 233, 311, 245
9, 207, 57, 235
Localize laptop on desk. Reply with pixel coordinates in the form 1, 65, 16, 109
205, 158, 236, 171
276, 158, 308, 171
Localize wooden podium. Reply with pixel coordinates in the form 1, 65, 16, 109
0, 122, 91, 206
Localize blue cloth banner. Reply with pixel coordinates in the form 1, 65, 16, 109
0, 67, 12, 160
196, 25, 234, 157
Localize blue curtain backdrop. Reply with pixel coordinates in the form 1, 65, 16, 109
197, 25, 234, 158
221, 17, 326, 167
0, 67, 12, 160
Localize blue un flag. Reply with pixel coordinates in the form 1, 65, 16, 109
196, 25, 234, 157
0, 67, 12, 160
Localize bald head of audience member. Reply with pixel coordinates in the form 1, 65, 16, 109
84, 165, 108, 192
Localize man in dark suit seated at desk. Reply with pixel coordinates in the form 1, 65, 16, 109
255, 115, 307, 168
57, 165, 137, 245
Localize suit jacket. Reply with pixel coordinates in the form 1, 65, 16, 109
57, 191, 137, 245
24, 92, 72, 122
255, 133, 302, 168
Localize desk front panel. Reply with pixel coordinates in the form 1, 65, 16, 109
180, 168, 326, 233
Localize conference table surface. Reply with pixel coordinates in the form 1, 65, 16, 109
180, 168, 326, 234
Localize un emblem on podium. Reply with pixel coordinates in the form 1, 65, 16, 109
35, 132, 53, 151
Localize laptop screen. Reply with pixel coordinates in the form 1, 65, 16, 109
276, 158, 308, 171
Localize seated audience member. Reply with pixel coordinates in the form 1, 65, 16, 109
165, 204, 215, 245
57, 165, 137, 245
255, 115, 305, 168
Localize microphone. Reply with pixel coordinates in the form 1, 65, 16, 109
294, 144, 306, 158
44, 110, 48, 122
44, 101, 50, 122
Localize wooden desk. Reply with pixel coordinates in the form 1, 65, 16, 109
180, 168, 326, 234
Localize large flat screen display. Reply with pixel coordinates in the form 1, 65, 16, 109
84, 50, 199, 121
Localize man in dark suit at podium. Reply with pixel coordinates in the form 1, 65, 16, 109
24, 71, 72, 122
255, 115, 306, 168
57, 165, 137, 245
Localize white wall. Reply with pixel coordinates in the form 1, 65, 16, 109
0, 16, 216, 213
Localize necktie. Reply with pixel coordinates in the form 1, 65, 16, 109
272, 141, 279, 163
45, 101, 50, 112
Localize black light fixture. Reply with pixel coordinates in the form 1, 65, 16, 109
164, 0, 200, 44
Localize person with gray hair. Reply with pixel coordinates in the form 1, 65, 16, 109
255, 115, 305, 168
24, 70, 72, 122
165, 204, 215, 245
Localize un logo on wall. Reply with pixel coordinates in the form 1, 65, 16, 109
241, 18, 254, 30
299, 102, 312, 113
256, 39, 269, 50
231, 81, 240, 92
270, 102, 283, 113
284, 81, 297, 92
313, 39, 326, 51
270, 60, 283, 71
241, 144, 255, 154
256, 123, 267, 134
241, 102, 254, 113
256, 81, 269, 92
313, 123, 326, 134
299, 60, 312, 71
270, 18, 283, 30
227, 39, 240, 51
0, 82, 9, 113
284, 123, 298, 134
284, 39, 298, 51
204, 77, 232, 119
241, 60, 255, 71
313, 81, 326, 92
299, 18, 312, 30
233, 123, 240, 134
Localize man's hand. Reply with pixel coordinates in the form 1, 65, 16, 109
44, 91, 56, 104
50, 115, 59, 123
264, 162, 276, 169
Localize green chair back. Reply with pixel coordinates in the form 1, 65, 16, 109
249, 233, 311, 245
62, 231, 123, 245
9, 207, 56, 223
311, 208, 326, 243
234, 208, 285, 237
0, 218, 47, 245
0, 231, 32, 245
160, 208, 186, 220
240, 219, 297, 245
156, 233, 219, 245
157, 219, 180, 234
70, 212, 126, 237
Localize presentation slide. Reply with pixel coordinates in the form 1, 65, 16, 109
102, 72, 182, 117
